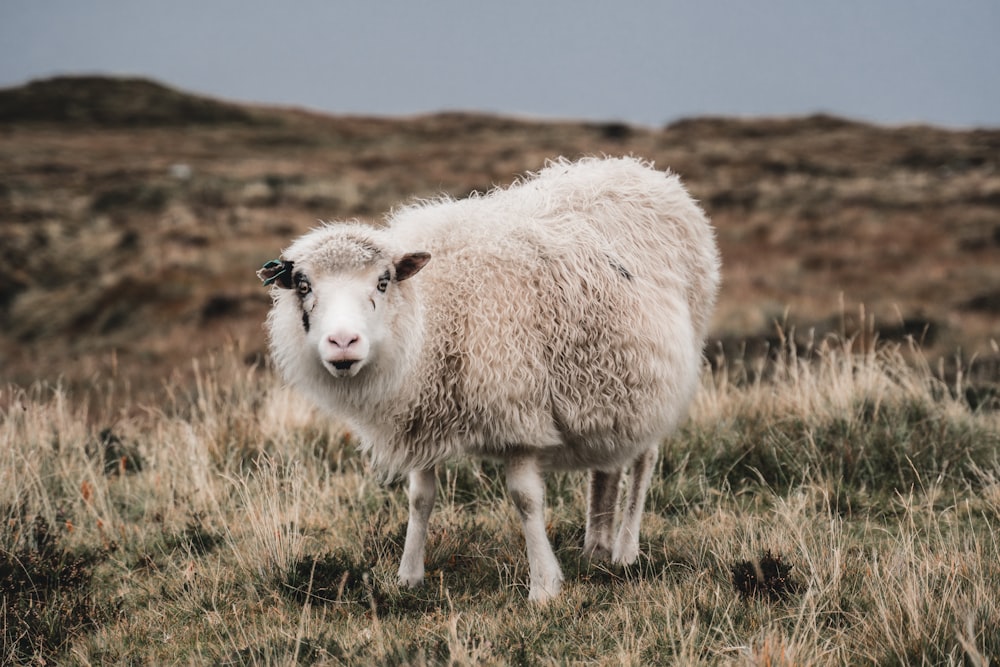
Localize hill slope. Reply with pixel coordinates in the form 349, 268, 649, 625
1, 76, 998, 396
0, 75, 268, 126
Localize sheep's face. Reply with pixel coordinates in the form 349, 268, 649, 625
264, 229, 429, 381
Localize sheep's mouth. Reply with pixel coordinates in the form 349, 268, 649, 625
324, 358, 363, 377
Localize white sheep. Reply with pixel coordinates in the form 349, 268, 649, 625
259, 156, 720, 602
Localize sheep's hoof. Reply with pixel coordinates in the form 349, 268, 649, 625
582, 542, 613, 563
397, 570, 424, 588
528, 576, 563, 603
611, 542, 640, 566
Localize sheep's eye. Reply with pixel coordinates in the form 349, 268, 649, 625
296, 280, 312, 296
376, 271, 390, 293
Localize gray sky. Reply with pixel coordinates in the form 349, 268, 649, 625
2, 0, 998, 128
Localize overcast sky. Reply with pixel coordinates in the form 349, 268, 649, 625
2, 1, 998, 128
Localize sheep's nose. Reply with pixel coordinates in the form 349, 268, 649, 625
327, 332, 360, 349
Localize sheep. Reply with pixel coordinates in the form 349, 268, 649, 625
259, 156, 720, 602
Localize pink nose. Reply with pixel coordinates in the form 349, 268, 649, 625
327, 332, 360, 350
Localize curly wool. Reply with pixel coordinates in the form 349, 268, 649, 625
267, 156, 720, 477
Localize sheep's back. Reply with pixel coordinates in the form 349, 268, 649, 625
521, 157, 720, 340
386, 157, 717, 470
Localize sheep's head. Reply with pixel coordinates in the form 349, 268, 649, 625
260, 225, 429, 380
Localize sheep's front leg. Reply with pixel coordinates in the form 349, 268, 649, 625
398, 466, 436, 587
583, 468, 621, 561
612, 444, 658, 565
507, 456, 563, 602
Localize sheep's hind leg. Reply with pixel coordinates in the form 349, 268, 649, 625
612, 444, 658, 565
398, 467, 436, 588
583, 468, 621, 561
507, 456, 563, 602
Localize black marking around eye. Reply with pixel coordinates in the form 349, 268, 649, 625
377, 270, 391, 293
301, 309, 310, 332
293, 271, 311, 296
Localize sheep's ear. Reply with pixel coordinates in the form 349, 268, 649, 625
394, 252, 430, 282
257, 259, 295, 289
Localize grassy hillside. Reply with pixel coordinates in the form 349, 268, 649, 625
1, 76, 999, 664
0, 75, 268, 126
1, 77, 998, 399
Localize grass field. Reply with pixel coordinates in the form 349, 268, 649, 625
3, 332, 998, 665
3, 76, 999, 665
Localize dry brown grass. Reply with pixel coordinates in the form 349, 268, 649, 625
2, 336, 998, 664
2, 76, 999, 664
